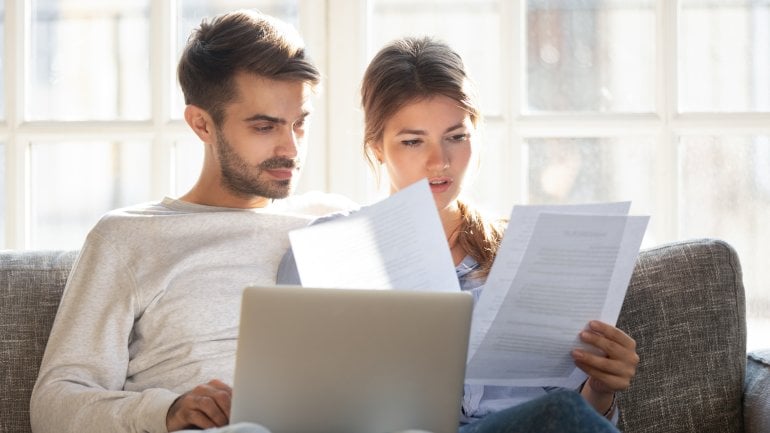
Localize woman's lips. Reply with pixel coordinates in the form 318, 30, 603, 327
428, 177, 452, 193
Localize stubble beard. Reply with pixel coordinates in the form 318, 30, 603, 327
215, 128, 300, 200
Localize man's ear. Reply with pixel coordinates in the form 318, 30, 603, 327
184, 105, 216, 144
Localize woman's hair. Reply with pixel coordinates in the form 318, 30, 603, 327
361, 36, 505, 278
177, 9, 320, 126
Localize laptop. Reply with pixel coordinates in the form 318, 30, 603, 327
231, 286, 474, 433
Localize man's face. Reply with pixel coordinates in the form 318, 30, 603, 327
214, 72, 313, 201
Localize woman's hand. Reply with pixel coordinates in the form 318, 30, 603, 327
571, 320, 639, 415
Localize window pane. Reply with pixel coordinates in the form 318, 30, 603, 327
28, 0, 151, 121
464, 122, 514, 218
370, 0, 502, 116
679, 135, 770, 350
172, 0, 300, 119
173, 137, 204, 196
0, 2, 5, 119
525, 137, 658, 245
526, 0, 655, 113
0, 143, 5, 248
680, 0, 770, 112
30, 140, 152, 249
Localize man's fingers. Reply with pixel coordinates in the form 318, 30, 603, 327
167, 381, 233, 432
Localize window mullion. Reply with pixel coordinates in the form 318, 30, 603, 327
150, 0, 172, 199
656, 0, 679, 242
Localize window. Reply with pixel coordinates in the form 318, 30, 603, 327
2, 0, 768, 349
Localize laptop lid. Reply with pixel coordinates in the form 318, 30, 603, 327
231, 286, 473, 433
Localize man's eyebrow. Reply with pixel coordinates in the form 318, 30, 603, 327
243, 110, 312, 124
242, 114, 286, 124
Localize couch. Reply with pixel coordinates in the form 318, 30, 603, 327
1, 238, 769, 433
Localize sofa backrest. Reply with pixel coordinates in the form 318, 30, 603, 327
617, 238, 746, 433
0, 239, 748, 433
1, 250, 78, 433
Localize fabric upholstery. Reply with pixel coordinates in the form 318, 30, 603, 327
744, 349, 770, 433
616, 239, 746, 433
0, 250, 78, 433
0, 239, 764, 433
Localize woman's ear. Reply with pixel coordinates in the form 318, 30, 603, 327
184, 105, 216, 144
369, 141, 385, 164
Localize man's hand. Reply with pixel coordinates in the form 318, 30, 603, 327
166, 379, 232, 432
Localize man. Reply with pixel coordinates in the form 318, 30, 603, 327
30, 10, 347, 433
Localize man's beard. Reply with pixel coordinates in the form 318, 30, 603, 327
215, 128, 300, 199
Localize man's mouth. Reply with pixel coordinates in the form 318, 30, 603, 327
266, 168, 294, 180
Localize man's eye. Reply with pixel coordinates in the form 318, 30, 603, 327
254, 124, 274, 132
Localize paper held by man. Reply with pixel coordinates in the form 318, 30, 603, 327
288, 179, 649, 387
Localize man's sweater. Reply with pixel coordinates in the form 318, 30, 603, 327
30, 197, 336, 433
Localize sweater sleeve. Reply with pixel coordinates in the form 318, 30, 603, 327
30, 231, 179, 433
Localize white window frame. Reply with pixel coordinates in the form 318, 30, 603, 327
2, 0, 769, 348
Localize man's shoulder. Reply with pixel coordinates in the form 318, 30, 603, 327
272, 191, 360, 217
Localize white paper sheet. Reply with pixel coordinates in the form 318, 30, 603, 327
469, 202, 631, 360
288, 179, 460, 292
465, 212, 649, 386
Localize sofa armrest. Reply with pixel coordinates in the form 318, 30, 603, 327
616, 239, 746, 433
745, 349, 770, 433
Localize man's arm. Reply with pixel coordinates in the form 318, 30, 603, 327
30, 232, 178, 433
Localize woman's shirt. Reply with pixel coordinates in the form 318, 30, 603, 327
455, 256, 564, 424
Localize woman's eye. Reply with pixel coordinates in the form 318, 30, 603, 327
448, 133, 469, 142
401, 139, 421, 147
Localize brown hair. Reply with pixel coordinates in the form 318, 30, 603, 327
361, 37, 505, 278
177, 10, 320, 125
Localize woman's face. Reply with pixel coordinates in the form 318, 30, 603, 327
372, 95, 475, 213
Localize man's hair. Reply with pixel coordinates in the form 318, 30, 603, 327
178, 9, 320, 125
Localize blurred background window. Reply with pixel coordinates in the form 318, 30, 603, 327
1, 0, 768, 349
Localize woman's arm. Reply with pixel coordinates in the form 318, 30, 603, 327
571, 320, 639, 418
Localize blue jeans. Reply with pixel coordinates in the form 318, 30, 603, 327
195, 390, 617, 433
459, 390, 619, 433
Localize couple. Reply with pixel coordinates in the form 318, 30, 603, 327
30, 9, 638, 433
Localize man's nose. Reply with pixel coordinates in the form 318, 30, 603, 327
276, 129, 299, 159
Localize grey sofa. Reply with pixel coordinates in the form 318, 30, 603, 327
1, 239, 769, 433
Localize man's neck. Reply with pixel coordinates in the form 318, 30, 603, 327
179, 189, 271, 209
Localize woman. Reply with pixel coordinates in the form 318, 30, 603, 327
279, 36, 638, 433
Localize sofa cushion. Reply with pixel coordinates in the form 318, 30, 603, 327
616, 239, 745, 433
744, 349, 770, 433
0, 250, 78, 433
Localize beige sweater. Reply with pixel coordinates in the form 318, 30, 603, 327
30, 195, 351, 433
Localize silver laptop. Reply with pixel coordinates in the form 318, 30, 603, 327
231, 286, 474, 433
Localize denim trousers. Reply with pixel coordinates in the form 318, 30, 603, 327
195, 390, 618, 433
459, 390, 619, 433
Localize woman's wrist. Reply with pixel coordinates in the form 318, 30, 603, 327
579, 379, 616, 418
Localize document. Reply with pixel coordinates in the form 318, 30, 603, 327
465, 211, 649, 386
468, 202, 631, 359
288, 179, 460, 292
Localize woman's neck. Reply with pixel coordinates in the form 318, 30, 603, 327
440, 204, 466, 266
